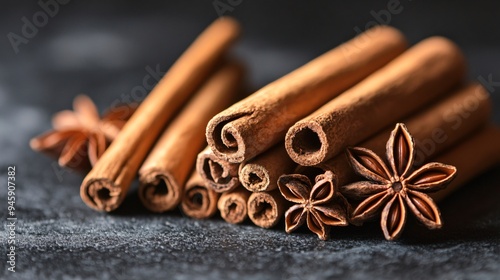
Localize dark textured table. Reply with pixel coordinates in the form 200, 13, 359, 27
1, 1, 499, 279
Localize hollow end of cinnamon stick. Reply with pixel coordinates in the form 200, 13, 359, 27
286, 36, 466, 167
239, 143, 297, 192
239, 163, 270, 192
206, 112, 251, 163
138, 170, 182, 213
79, 17, 241, 211
314, 83, 492, 187
181, 186, 219, 219
196, 148, 240, 193
181, 172, 220, 219
206, 26, 408, 165
247, 190, 286, 229
217, 188, 250, 224
285, 121, 328, 166
80, 178, 124, 212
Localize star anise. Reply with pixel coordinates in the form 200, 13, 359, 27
341, 123, 457, 240
278, 171, 348, 240
30, 95, 136, 170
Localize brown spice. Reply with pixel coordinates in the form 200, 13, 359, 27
430, 125, 500, 202
206, 26, 407, 163
239, 143, 296, 192
180, 170, 220, 219
196, 146, 240, 193
217, 187, 251, 224
247, 190, 287, 229
138, 62, 243, 212
278, 171, 348, 240
342, 123, 457, 240
286, 37, 466, 166
317, 83, 491, 186
80, 18, 240, 211
30, 95, 135, 170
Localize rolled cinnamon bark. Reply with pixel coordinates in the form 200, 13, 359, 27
239, 143, 296, 192
80, 18, 240, 211
318, 83, 491, 186
247, 190, 286, 228
286, 36, 466, 166
196, 146, 240, 193
180, 170, 220, 219
218, 187, 251, 224
138, 62, 243, 212
430, 125, 500, 202
206, 26, 407, 163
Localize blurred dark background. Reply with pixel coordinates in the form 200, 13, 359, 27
1, 0, 500, 112
0, 1, 499, 279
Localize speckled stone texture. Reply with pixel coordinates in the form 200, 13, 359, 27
0, 1, 499, 279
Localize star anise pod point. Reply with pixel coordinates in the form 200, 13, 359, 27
278, 170, 348, 240
30, 95, 136, 170
342, 123, 457, 241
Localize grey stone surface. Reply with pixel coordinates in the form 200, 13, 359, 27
1, 1, 499, 279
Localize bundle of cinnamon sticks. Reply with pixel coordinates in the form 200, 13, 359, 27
32, 17, 500, 241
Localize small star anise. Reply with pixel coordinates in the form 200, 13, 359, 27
341, 123, 457, 240
278, 171, 348, 240
30, 95, 136, 170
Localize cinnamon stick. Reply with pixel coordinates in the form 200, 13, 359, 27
430, 125, 500, 202
180, 170, 220, 219
196, 146, 240, 193
138, 62, 243, 212
247, 190, 287, 228
217, 187, 251, 224
80, 18, 240, 211
318, 83, 491, 186
286, 36, 466, 166
239, 143, 296, 192
206, 26, 407, 163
